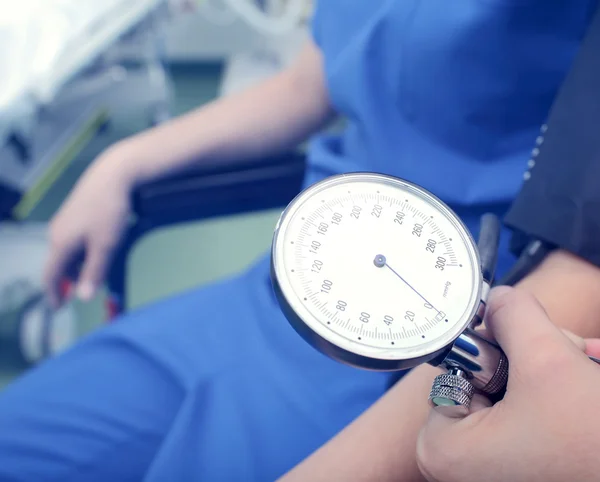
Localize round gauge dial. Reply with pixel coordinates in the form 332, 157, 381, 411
271, 173, 482, 370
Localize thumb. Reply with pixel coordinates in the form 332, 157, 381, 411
417, 392, 494, 482
77, 242, 112, 301
423, 391, 492, 437
483, 286, 568, 367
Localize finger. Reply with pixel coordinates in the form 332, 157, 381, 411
584, 339, 600, 358
487, 324, 587, 355
484, 286, 567, 366
428, 392, 492, 430
44, 240, 80, 308
76, 242, 112, 301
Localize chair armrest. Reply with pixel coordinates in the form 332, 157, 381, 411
104, 151, 306, 312
131, 151, 306, 229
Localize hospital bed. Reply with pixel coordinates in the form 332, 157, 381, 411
0, 0, 172, 220
0, 0, 173, 367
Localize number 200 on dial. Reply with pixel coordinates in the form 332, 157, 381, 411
271, 173, 482, 369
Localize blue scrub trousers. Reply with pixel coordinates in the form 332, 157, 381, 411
0, 227, 515, 480
0, 255, 394, 481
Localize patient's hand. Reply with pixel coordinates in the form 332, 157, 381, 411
417, 287, 600, 482
44, 146, 133, 307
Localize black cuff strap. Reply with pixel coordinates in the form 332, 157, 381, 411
503, 5, 600, 269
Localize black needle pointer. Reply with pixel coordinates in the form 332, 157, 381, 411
374, 254, 440, 313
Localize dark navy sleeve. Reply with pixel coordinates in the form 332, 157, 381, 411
503, 138, 600, 268
503, 4, 600, 267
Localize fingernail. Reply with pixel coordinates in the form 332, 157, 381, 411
60, 280, 72, 299
77, 282, 95, 301
584, 339, 600, 358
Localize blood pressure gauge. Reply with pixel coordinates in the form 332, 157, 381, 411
270, 173, 509, 415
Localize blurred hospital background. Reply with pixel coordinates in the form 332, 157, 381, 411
0, 0, 314, 387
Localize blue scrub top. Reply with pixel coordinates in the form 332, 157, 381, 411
1, 3, 599, 482
305, 0, 597, 274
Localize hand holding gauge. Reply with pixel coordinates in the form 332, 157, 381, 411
270, 173, 510, 416
270, 172, 600, 415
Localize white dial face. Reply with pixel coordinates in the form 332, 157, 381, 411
273, 174, 482, 363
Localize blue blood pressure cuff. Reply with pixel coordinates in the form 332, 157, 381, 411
503, 4, 600, 273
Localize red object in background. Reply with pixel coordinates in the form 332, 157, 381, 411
105, 295, 122, 322
60, 279, 121, 323
60, 280, 72, 299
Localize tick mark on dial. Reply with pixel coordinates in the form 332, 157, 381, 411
421, 335, 426, 339
358, 337, 362, 340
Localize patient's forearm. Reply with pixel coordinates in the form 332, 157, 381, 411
280, 249, 600, 481
106, 39, 334, 186
279, 364, 438, 482
514, 250, 600, 338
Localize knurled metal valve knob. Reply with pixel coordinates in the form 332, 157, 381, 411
429, 369, 475, 417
